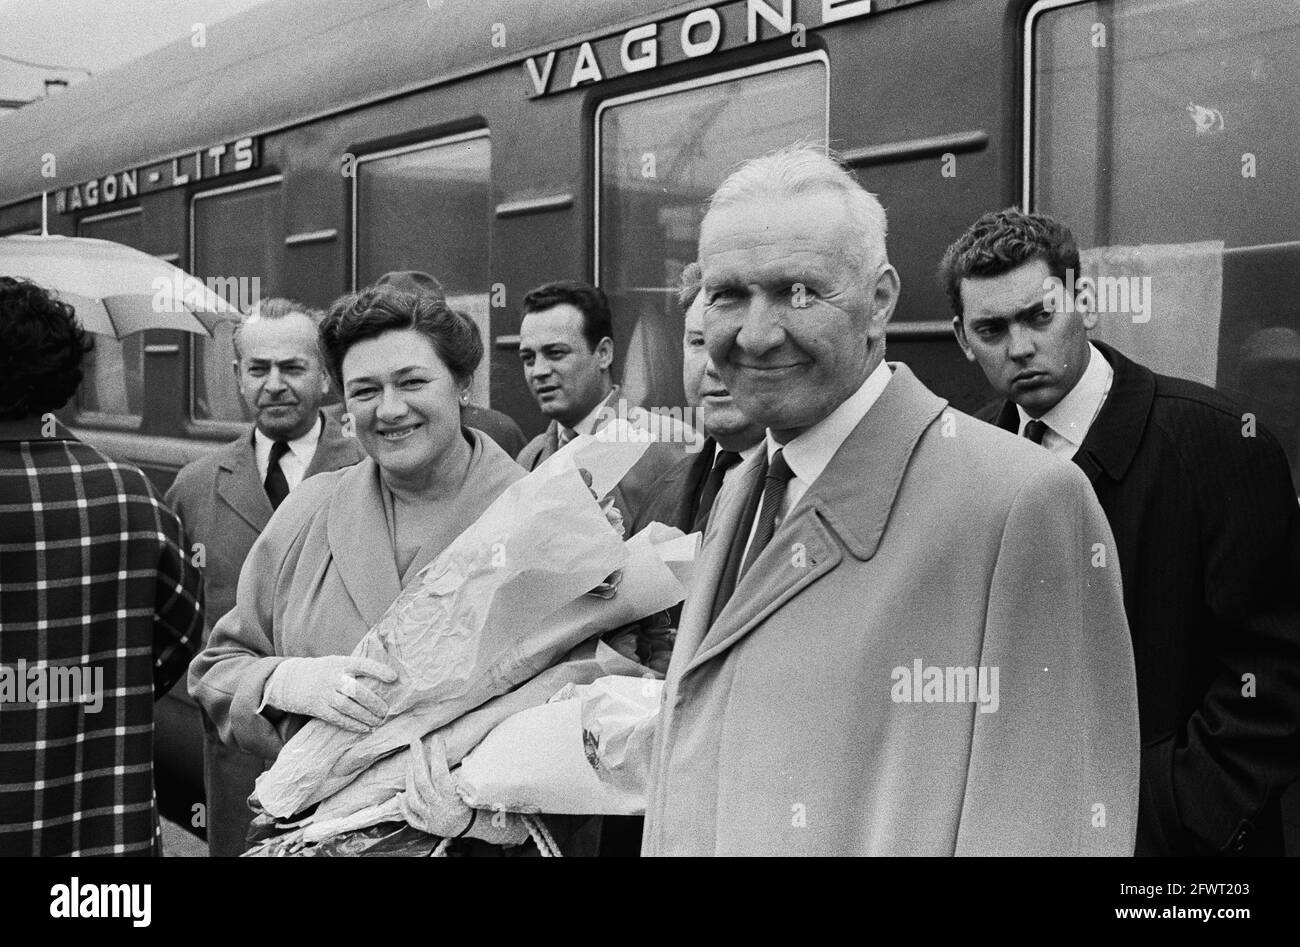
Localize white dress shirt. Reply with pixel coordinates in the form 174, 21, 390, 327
742, 360, 893, 564
253, 412, 323, 492
1015, 342, 1114, 459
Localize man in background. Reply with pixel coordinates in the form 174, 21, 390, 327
517, 279, 696, 524
629, 262, 766, 537
167, 298, 363, 856
944, 208, 1300, 855
0, 277, 201, 856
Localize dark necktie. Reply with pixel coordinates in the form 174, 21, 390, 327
708, 449, 795, 626
739, 448, 794, 578
264, 439, 291, 509
692, 449, 742, 533
1023, 419, 1049, 445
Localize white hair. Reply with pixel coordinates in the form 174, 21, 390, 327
705, 143, 889, 273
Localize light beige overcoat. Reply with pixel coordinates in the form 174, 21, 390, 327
642, 365, 1140, 856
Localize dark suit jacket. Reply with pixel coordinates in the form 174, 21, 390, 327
980, 341, 1300, 855
516, 396, 696, 528
461, 404, 526, 458
628, 437, 716, 536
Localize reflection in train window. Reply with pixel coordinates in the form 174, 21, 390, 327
191, 177, 285, 423
1030, 0, 1300, 492
353, 132, 492, 406
597, 56, 828, 414
75, 208, 147, 424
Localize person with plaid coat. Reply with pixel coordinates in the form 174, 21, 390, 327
0, 277, 202, 856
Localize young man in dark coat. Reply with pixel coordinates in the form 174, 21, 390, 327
944, 208, 1300, 856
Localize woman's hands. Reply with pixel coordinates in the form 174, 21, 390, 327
262, 655, 397, 732
399, 736, 528, 847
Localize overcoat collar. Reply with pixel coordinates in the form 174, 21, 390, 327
324, 428, 508, 627
215, 435, 274, 534
679, 363, 947, 672
215, 411, 358, 533
324, 457, 403, 627
991, 341, 1152, 485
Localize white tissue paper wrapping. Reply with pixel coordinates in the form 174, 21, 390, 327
455, 675, 667, 815
253, 423, 690, 820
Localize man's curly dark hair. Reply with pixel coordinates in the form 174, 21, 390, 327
938, 208, 1081, 320
0, 277, 95, 420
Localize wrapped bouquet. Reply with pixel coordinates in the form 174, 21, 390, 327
250, 424, 696, 832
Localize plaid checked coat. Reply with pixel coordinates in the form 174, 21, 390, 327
0, 418, 202, 856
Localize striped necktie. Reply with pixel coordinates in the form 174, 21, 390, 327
709, 449, 795, 626
739, 448, 794, 579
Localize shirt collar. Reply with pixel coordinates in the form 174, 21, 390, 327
767, 360, 893, 486
1016, 342, 1113, 450
714, 439, 764, 467
253, 411, 324, 457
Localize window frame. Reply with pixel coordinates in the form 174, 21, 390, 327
591, 51, 831, 284
72, 205, 149, 429
348, 128, 491, 293
187, 174, 285, 432
1022, 0, 1100, 210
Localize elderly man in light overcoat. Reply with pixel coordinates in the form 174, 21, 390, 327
641, 147, 1141, 856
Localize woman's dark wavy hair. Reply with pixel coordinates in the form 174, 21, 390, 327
938, 208, 1080, 319
319, 286, 481, 391
0, 277, 95, 420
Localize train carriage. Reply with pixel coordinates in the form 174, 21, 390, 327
2, 0, 1297, 837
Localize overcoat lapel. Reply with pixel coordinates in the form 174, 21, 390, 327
682, 364, 947, 674
303, 413, 361, 478
668, 453, 763, 677
325, 458, 404, 628
534, 422, 561, 468
216, 439, 273, 533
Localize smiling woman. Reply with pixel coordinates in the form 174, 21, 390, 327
188, 286, 531, 851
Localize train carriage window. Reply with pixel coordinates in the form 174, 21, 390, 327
353, 132, 492, 406
1028, 0, 1300, 492
75, 209, 147, 424
191, 177, 285, 423
596, 56, 828, 413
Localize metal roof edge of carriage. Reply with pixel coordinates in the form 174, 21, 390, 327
0, 0, 708, 208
